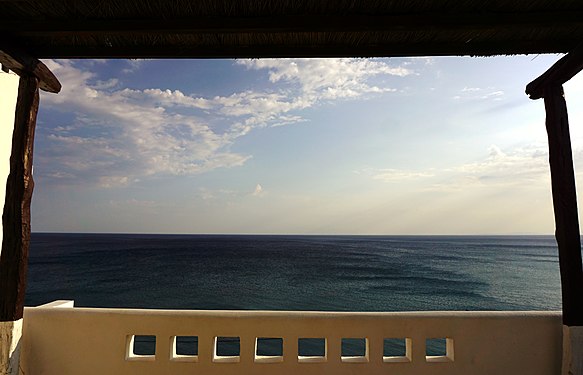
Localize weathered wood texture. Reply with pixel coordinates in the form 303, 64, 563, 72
543, 84, 583, 326
2, 1, 583, 59
5, 39, 581, 60
4, 11, 582, 36
0, 45, 60, 93
0, 75, 39, 322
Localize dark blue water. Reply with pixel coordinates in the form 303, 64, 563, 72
25, 233, 562, 311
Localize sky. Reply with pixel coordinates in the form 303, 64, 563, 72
4, 55, 583, 235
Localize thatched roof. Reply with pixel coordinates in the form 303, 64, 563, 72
1, 0, 583, 58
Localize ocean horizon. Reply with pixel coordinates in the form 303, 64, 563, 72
25, 233, 563, 312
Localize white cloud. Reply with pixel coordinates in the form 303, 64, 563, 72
99, 176, 131, 188
198, 187, 216, 201
122, 59, 145, 74
39, 58, 413, 187
86, 59, 108, 65
481, 91, 505, 100
252, 184, 264, 197
271, 115, 306, 128
362, 144, 551, 190
39, 59, 249, 186
453, 144, 549, 187
142, 88, 214, 109
92, 78, 119, 90
237, 58, 409, 101
454, 86, 505, 101
370, 168, 435, 182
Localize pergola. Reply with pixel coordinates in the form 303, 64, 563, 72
1, 1, 583, 373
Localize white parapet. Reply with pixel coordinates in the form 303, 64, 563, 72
0, 319, 23, 375
20, 302, 562, 375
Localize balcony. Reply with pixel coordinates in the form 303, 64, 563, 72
20, 300, 562, 375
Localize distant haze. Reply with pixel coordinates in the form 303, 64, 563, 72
3, 56, 582, 234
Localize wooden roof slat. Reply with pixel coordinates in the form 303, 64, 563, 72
3, 11, 583, 37
1, 1, 582, 59
7, 39, 578, 60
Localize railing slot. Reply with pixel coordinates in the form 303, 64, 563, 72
255, 337, 284, 363
126, 334, 156, 361
298, 337, 327, 363
170, 335, 198, 362
341, 337, 369, 363
383, 337, 411, 363
426, 337, 454, 362
213, 336, 241, 363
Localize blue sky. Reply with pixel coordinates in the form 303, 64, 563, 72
20, 55, 583, 234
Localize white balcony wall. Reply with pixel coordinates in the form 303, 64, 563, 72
21, 301, 562, 375
0, 71, 19, 252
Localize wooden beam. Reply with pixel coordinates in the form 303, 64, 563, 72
0, 74, 39, 322
542, 84, 583, 326
526, 43, 583, 100
0, 44, 61, 93
3, 11, 583, 36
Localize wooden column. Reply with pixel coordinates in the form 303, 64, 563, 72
526, 44, 583, 375
526, 44, 583, 326
543, 84, 583, 326
0, 46, 60, 375
0, 46, 60, 323
0, 74, 39, 321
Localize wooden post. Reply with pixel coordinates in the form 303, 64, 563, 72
547, 87, 583, 373
0, 46, 61, 322
527, 45, 583, 375
0, 46, 59, 375
0, 74, 39, 322
543, 84, 583, 327
526, 46, 583, 320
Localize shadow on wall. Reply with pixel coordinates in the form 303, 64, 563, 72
0, 321, 22, 375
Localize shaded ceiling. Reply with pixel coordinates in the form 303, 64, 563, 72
1, 0, 583, 58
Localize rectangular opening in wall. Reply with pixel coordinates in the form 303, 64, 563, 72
126, 335, 156, 361
426, 337, 454, 362
383, 338, 411, 363
213, 336, 241, 363
133, 335, 156, 355
170, 336, 198, 362
255, 337, 284, 363
341, 338, 368, 363
298, 338, 326, 363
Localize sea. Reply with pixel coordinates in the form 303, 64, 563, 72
26, 233, 562, 312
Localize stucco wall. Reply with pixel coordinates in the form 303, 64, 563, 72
21, 301, 563, 375
0, 72, 19, 254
